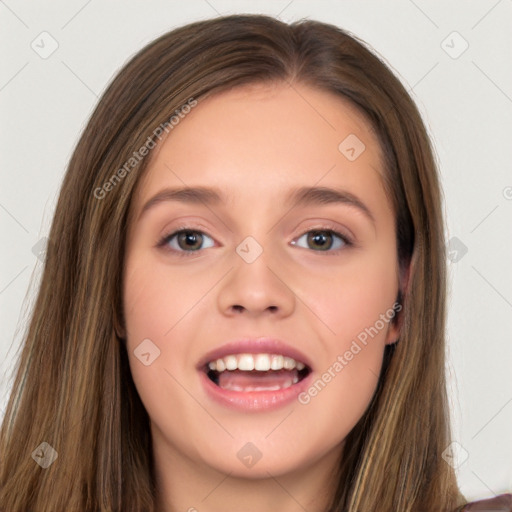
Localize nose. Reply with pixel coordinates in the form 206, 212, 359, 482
216, 246, 296, 319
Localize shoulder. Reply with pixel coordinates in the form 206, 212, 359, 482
460, 493, 512, 511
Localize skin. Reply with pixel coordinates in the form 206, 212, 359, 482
122, 81, 403, 512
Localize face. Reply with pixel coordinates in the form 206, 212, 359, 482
122, 81, 402, 485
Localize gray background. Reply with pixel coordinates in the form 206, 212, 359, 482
1, 0, 511, 500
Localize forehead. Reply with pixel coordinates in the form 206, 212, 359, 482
131, 81, 387, 217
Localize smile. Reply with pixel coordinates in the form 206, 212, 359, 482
197, 338, 314, 411
200, 353, 312, 411
206, 353, 310, 391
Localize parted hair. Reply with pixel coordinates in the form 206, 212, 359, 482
0, 14, 467, 512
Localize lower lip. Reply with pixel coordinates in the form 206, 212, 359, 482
199, 370, 314, 411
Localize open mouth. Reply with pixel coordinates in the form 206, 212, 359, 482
204, 353, 311, 392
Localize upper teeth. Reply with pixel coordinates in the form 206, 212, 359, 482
208, 354, 306, 372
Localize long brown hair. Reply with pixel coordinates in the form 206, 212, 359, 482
0, 14, 467, 511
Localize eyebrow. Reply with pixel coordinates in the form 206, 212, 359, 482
138, 185, 375, 225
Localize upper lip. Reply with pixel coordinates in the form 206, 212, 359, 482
196, 337, 313, 371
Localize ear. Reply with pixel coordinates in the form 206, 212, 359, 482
115, 326, 126, 340
114, 313, 126, 340
385, 259, 411, 345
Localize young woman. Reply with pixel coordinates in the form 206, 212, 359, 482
1, 13, 510, 512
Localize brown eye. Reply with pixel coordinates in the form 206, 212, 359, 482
307, 231, 334, 251
176, 231, 204, 251
158, 229, 215, 254
291, 229, 351, 253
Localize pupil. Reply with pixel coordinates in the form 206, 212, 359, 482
176, 230, 333, 251
309, 231, 331, 250
179, 231, 202, 250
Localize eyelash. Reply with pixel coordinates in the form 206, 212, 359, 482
156, 224, 354, 258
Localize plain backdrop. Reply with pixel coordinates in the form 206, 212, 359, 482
1, 0, 511, 501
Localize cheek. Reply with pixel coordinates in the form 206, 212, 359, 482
123, 252, 209, 344
294, 248, 397, 418
122, 256, 207, 437
122, 255, 200, 388
302, 249, 398, 341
